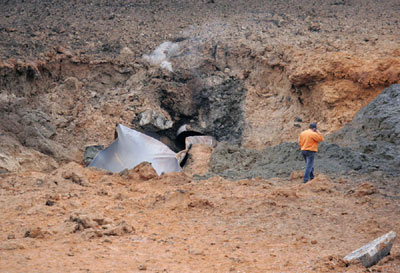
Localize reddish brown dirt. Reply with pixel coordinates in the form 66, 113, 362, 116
1, 162, 400, 272
1, 0, 400, 272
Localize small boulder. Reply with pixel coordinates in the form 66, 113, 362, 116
62, 170, 88, 186
103, 221, 134, 236
120, 162, 158, 181
138, 109, 173, 132
24, 227, 46, 239
70, 214, 98, 231
344, 231, 396, 268
354, 182, 377, 197
83, 145, 104, 166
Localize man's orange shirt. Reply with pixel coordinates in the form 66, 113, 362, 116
298, 129, 324, 152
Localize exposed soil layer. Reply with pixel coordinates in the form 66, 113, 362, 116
327, 84, 400, 173
1, 0, 400, 272
209, 85, 400, 198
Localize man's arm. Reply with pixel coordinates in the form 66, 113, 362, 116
312, 130, 324, 142
298, 133, 304, 147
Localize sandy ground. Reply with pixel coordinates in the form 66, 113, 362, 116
1, 160, 400, 272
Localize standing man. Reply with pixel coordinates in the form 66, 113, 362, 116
298, 123, 323, 183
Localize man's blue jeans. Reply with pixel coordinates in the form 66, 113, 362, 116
301, 150, 315, 183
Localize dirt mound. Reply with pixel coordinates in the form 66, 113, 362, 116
209, 141, 371, 180
327, 84, 400, 176
210, 84, 400, 180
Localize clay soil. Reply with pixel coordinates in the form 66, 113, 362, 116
1, 162, 400, 273
1, 0, 400, 272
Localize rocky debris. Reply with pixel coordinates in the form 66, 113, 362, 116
327, 84, 400, 176
185, 136, 217, 148
0, 242, 25, 251
354, 183, 377, 197
187, 198, 214, 209
0, 108, 63, 157
0, 133, 59, 173
181, 144, 213, 176
192, 73, 247, 144
62, 170, 88, 186
69, 213, 134, 238
138, 109, 174, 132
344, 231, 396, 268
49, 161, 91, 187
83, 145, 104, 166
102, 221, 134, 236
45, 200, 55, 206
24, 227, 47, 239
209, 85, 400, 180
119, 162, 158, 181
119, 47, 134, 59
70, 213, 105, 230
148, 70, 247, 146
208, 141, 374, 180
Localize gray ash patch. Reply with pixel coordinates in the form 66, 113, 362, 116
209, 84, 400, 180
208, 141, 378, 180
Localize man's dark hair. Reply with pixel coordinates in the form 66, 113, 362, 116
309, 123, 317, 129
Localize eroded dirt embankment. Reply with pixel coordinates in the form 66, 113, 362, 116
2, 1, 400, 272
1, 43, 400, 174
207, 85, 400, 204
1, 0, 400, 175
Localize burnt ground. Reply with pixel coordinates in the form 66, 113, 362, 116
208, 85, 400, 200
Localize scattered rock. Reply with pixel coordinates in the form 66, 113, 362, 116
327, 84, 400, 176
120, 162, 158, 181
119, 46, 134, 58
138, 109, 174, 132
187, 198, 214, 209
181, 144, 213, 176
69, 213, 134, 237
0, 242, 25, 251
84, 145, 104, 166
62, 170, 88, 186
138, 264, 147, 271
102, 221, 134, 236
70, 213, 99, 231
45, 200, 55, 206
331, 0, 346, 5
344, 231, 396, 268
189, 248, 205, 256
270, 188, 299, 200
308, 22, 321, 32
289, 170, 303, 180
24, 227, 46, 239
354, 183, 377, 197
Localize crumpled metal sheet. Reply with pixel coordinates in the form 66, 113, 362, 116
89, 124, 181, 175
